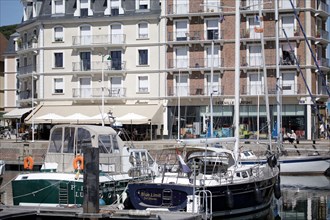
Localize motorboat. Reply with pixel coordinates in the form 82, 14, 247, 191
11, 124, 158, 206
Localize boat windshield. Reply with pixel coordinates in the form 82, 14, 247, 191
98, 135, 119, 153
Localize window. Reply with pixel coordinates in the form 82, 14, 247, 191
80, 0, 89, 17
138, 76, 148, 93
110, 0, 120, 15
111, 8, 119, 15
53, 0, 64, 14
54, 26, 63, 42
138, 49, 148, 65
137, 0, 149, 10
81, 8, 88, 17
54, 78, 64, 93
175, 20, 188, 41
206, 74, 220, 95
80, 52, 91, 71
249, 73, 263, 95
110, 77, 122, 97
138, 23, 148, 39
54, 52, 63, 67
248, 45, 262, 67
206, 19, 219, 40
175, 74, 188, 96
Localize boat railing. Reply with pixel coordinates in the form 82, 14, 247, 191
195, 189, 213, 219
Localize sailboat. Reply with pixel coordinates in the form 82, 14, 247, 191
11, 124, 159, 206
124, 2, 280, 218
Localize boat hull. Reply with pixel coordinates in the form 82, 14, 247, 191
127, 174, 277, 217
12, 172, 130, 206
241, 156, 330, 175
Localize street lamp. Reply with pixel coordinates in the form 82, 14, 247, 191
100, 53, 111, 126
32, 70, 35, 142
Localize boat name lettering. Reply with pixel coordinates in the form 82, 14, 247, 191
75, 191, 84, 198
140, 191, 161, 200
71, 185, 84, 191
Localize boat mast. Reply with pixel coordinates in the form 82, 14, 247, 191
258, 0, 272, 152
234, 0, 240, 162
210, 40, 214, 138
275, 0, 283, 147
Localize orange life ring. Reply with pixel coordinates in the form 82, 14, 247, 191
73, 155, 84, 170
23, 156, 34, 170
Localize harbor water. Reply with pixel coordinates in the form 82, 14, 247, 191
1, 171, 329, 220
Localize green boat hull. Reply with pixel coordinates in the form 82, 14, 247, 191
12, 177, 129, 206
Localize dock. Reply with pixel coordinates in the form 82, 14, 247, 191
0, 205, 202, 220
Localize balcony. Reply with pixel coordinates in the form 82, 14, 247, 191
241, 56, 276, 67
167, 30, 224, 43
72, 87, 126, 98
315, 29, 329, 43
18, 90, 37, 100
280, 55, 300, 66
278, 0, 301, 9
72, 61, 126, 72
241, 83, 302, 95
72, 34, 126, 46
167, 58, 224, 70
240, 0, 273, 10
17, 41, 38, 52
315, 1, 329, 17
317, 58, 330, 68
167, 85, 224, 97
18, 65, 36, 76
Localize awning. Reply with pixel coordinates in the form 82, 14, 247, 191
25, 104, 163, 125
3, 108, 33, 119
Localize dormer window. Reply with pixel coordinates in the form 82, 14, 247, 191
81, 0, 90, 17
136, 0, 149, 10
52, 0, 65, 15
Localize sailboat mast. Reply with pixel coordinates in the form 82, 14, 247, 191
258, 0, 272, 152
275, 0, 282, 144
210, 40, 214, 138
234, 0, 240, 162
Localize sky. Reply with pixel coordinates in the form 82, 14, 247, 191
0, 0, 23, 26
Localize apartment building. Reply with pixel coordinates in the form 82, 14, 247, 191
3, 0, 167, 138
0, 32, 8, 123
3, 0, 329, 140
165, 0, 329, 140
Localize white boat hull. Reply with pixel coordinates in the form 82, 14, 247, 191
240, 156, 330, 175
279, 157, 330, 175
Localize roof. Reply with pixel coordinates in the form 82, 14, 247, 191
0, 33, 9, 61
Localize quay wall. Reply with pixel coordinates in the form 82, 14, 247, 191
0, 139, 329, 166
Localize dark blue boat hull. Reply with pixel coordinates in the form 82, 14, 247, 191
127, 175, 278, 217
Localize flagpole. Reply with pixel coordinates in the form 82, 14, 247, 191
101, 55, 105, 126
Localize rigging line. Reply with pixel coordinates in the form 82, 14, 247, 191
0, 176, 18, 191
289, 0, 330, 97
12, 180, 63, 199
282, 29, 329, 138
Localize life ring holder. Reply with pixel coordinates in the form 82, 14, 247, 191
23, 156, 34, 170
73, 155, 84, 170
